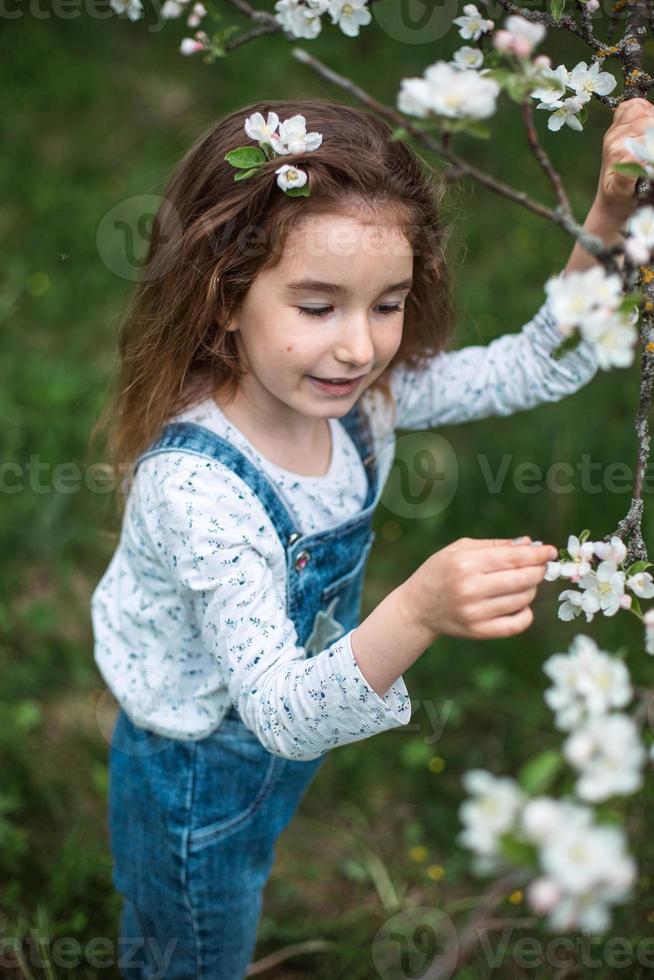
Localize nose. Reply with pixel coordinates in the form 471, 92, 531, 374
334, 314, 376, 371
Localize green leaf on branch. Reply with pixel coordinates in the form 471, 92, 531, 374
550, 0, 566, 22
579, 529, 591, 544
519, 750, 564, 794
224, 146, 266, 168
551, 332, 582, 360
625, 560, 653, 576
499, 835, 538, 867
630, 594, 643, 618
482, 68, 513, 87
611, 162, 651, 179
618, 291, 644, 316
506, 76, 531, 103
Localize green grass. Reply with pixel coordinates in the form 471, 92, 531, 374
2, 7, 654, 978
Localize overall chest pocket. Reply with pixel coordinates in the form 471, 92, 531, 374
321, 533, 375, 604
305, 533, 376, 654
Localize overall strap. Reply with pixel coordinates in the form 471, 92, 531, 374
134, 421, 300, 548
339, 400, 378, 507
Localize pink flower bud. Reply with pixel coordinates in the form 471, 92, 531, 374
528, 877, 562, 915
493, 30, 515, 53
512, 36, 533, 58
586, 0, 599, 10
533, 54, 551, 69
619, 593, 633, 609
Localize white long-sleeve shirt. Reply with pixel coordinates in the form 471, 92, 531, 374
91, 298, 598, 760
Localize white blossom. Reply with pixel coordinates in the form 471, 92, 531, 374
244, 111, 281, 145
543, 634, 632, 730
539, 94, 588, 133
397, 61, 500, 122
187, 2, 206, 27
564, 713, 646, 801
557, 587, 600, 623
530, 65, 570, 106
645, 608, 654, 654
567, 61, 618, 100
626, 206, 654, 265
627, 571, 654, 598
269, 114, 323, 154
623, 126, 654, 180
578, 308, 639, 370
110, 0, 143, 19
180, 31, 208, 54
502, 14, 546, 55
328, 0, 371, 37
274, 0, 327, 39
452, 45, 484, 70
452, 3, 494, 41
275, 164, 308, 191
521, 796, 593, 844
458, 770, 524, 858
593, 535, 628, 564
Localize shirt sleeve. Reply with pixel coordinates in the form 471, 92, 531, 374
136, 452, 412, 761
390, 297, 599, 430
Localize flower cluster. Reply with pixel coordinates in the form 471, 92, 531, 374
544, 267, 640, 370
397, 61, 501, 124
459, 634, 647, 932
396, 7, 618, 143
273, 0, 371, 39
625, 205, 654, 265
530, 61, 617, 132
224, 111, 322, 196
545, 531, 654, 623
543, 635, 646, 801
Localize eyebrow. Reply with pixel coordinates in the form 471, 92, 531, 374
285, 278, 414, 295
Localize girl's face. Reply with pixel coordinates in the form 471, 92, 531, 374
223, 212, 414, 422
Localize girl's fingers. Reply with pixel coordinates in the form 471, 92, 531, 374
476, 606, 535, 639
448, 536, 531, 552
476, 564, 548, 599
474, 587, 537, 619
476, 543, 557, 572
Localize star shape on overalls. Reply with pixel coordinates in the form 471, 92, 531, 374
305, 596, 345, 655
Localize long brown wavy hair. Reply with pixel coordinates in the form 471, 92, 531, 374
89, 97, 459, 520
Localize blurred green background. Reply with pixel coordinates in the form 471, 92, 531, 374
3, 3, 654, 977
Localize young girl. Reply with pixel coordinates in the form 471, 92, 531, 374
91, 96, 633, 978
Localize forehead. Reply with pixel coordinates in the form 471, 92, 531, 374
278, 212, 414, 273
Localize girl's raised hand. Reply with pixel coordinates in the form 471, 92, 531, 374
593, 96, 654, 227
405, 536, 558, 642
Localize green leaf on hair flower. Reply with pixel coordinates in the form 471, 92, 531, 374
284, 185, 311, 197
550, 0, 566, 22
224, 147, 266, 169
611, 161, 651, 179
233, 168, 260, 181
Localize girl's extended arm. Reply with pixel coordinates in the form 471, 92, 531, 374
388, 298, 598, 432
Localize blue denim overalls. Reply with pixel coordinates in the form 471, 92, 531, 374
108, 400, 383, 979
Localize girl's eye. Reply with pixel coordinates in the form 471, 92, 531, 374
296, 304, 404, 318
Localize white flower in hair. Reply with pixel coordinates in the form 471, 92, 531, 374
244, 111, 281, 145
269, 114, 323, 155
225, 112, 321, 197
275, 165, 308, 191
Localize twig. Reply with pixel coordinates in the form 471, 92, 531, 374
521, 97, 573, 215
291, 47, 623, 274
246, 939, 337, 975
